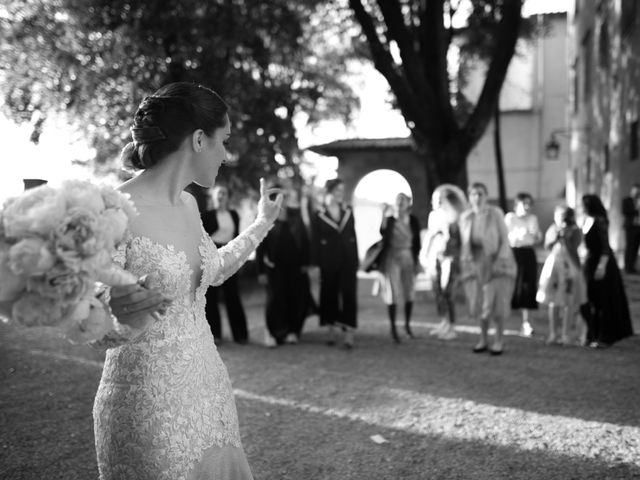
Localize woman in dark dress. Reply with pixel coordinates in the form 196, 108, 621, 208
580, 194, 634, 347
310, 178, 359, 348
256, 185, 312, 347
505, 192, 542, 337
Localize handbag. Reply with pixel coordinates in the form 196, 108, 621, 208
361, 239, 386, 272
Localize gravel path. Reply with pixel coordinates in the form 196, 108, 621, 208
1, 274, 639, 479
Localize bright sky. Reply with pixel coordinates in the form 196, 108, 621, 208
0, 115, 99, 204
0, 0, 570, 205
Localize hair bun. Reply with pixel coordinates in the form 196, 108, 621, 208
121, 142, 143, 169
131, 126, 167, 144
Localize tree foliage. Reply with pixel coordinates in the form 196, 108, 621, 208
0, 0, 358, 189
346, 0, 525, 190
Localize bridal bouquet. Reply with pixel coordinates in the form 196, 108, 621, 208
0, 180, 138, 343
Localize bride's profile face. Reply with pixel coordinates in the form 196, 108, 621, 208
194, 114, 231, 187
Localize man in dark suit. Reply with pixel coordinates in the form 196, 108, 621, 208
622, 183, 640, 274
201, 185, 249, 344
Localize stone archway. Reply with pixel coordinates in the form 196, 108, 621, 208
352, 169, 413, 259
308, 138, 430, 228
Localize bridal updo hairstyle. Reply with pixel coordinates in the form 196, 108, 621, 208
121, 82, 228, 170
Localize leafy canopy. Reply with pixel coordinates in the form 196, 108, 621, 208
0, 0, 358, 188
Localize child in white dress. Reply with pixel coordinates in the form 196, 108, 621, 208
536, 205, 587, 345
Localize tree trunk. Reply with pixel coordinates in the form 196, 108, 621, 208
493, 104, 508, 211
415, 136, 469, 203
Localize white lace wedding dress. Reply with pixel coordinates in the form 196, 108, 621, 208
92, 218, 271, 480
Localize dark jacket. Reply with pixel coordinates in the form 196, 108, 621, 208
622, 196, 639, 228
201, 208, 240, 246
256, 209, 310, 273
381, 215, 421, 261
311, 205, 359, 272
362, 215, 421, 273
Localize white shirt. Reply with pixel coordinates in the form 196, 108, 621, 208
505, 212, 541, 248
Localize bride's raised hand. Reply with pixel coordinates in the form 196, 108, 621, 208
257, 177, 284, 223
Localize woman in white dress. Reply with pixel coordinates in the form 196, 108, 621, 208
93, 82, 282, 480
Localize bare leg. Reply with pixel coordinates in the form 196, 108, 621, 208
342, 327, 354, 349
491, 315, 504, 353
560, 306, 570, 344
474, 317, 490, 351
521, 309, 534, 337
547, 305, 558, 344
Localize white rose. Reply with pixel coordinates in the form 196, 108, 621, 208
99, 208, 129, 249
8, 237, 56, 276
2, 186, 67, 239
11, 292, 65, 327
61, 180, 105, 214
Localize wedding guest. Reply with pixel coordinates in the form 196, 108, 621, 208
536, 205, 587, 345
421, 185, 466, 340
375, 193, 421, 343
459, 182, 516, 355
257, 183, 312, 347
96, 82, 282, 479
310, 178, 359, 348
505, 192, 542, 337
579, 194, 633, 347
201, 185, 249, 344
621, 183, 640, 273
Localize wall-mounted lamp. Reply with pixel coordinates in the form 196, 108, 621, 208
544, 127, 590, 159
545, 134, 561, 159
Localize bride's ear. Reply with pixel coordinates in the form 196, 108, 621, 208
192, 129, 204, 153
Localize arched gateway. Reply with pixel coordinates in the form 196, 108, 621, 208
308, 137, 430, 227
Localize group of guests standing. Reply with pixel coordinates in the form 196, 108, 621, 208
422, 182, 517, 355
201, 177, 634, 353
201, 178, 359, 349
404, 182, 634, 353
504, 191, 633, 349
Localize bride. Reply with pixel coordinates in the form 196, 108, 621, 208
94, 82, 282, 479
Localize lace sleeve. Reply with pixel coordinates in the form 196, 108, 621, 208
211, 215, 273, 287
88, 238, 141, 351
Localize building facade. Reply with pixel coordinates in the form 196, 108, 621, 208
465, 12, 569, 229
568, 0, 640, 254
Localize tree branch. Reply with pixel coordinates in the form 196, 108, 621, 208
430, 0, 457, 131
375, 0, 438, 116
348, 0, 436, 134
463, 0, 523, 147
